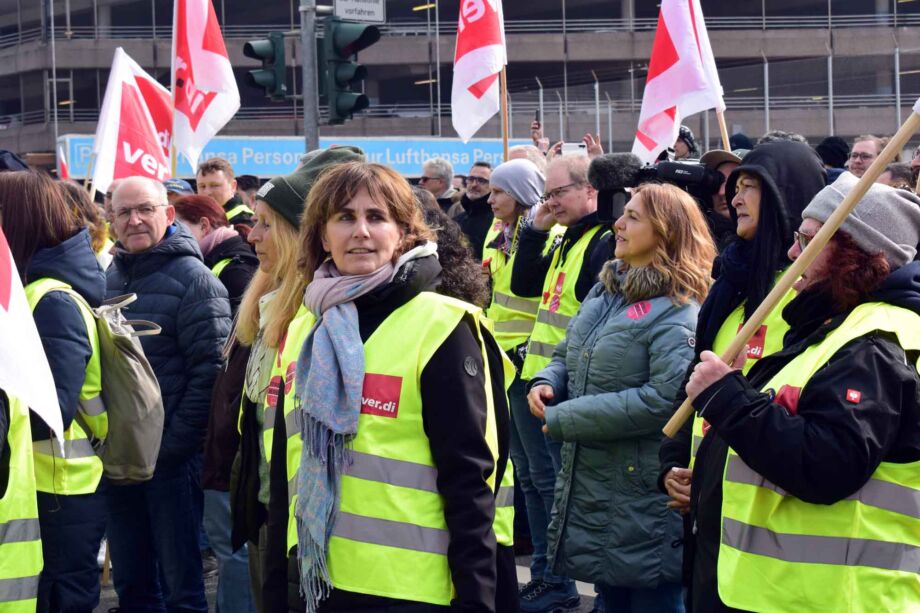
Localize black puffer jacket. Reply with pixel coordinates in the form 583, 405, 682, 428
107, 223, 231, 476
26, 228, 107, 440
687, 263, 920, 612
454, 192, 494, 261
202, 234, 258, 317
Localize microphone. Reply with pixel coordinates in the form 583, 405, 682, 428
588, 153, 647, 222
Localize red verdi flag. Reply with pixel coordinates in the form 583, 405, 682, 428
172, 0, 240, 170
452, 0, 506, 142
0, 227, 64, 441
92, 48, 172, 195
631, 0, 725, 163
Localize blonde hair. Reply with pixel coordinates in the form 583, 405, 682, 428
298, 162, 434, 282
236, 204, 305, 348
629, 183, 716, 305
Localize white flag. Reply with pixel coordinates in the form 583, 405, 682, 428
172, 0, 240, 170
0, 227, 63, 441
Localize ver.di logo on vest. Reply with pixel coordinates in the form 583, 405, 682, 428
361, 373, 402, 418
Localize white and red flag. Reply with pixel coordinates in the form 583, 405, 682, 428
452, 0, 506, 142
91, 48, 172, 195
0, 227, 64, 441
631, 0, 725, 163
172, 0, 240, 170
57, 144, 70, 180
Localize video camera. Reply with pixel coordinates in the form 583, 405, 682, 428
588, 153, 725, 223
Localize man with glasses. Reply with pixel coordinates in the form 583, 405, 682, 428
507, 154, 612, 613
452, 160, 494, 260
419, 157, 460, 213
106, 176, 231, 613
848, 134, 887, 178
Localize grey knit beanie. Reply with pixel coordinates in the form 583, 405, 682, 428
801, 171, 920, 268
490, 159, 545, 208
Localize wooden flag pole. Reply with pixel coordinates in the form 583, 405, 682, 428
83, 153, 96, 190
716, 109, 731, 151
500, 67, 510, 160
663, 108, 920, 438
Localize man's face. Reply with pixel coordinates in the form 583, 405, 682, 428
543, 162, 595, 227
711, 162, 739, 219
197, 170, 237, 205
848, 141, 879, 178
112, 179, 175, 253
419, 165, 446, 196
466, 165, 492, 199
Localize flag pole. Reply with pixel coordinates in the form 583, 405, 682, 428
500, 67, 510, 160
664, 108, 920, 438
716, 109, 731, 151
83, 153, 96, 190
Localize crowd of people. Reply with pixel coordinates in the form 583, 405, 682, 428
0, 122, 917, 613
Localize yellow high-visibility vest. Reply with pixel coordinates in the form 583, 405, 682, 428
717, 302, 920, 612
0, 393, 43, 611
24, 278, 106, 495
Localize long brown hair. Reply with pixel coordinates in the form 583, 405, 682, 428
0, 171, 79, 280
628, 183, 716, 304
59, 180, 108, 254
298, 162, 433, 283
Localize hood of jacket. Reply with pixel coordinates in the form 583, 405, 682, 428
26, 227, 106, 307
872, 260, 920, 315
113, 222, 204, 277
725, 140, 827, 232
203, 233, 258, 269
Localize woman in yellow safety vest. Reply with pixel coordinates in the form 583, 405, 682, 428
290, 161, 513, 612
173, 194, 258, 318
685, 173, 920, 612
0, 170, 109, 612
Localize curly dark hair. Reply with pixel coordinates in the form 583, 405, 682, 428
412, 187, 491, 307
813, 231, 890, 313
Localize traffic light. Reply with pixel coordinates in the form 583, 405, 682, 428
321, 17, 380, 124
243, 32, 287, 101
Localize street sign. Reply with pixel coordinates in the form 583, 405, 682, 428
333, 0, 385, 24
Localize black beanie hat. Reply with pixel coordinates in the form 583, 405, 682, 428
255, 146, 365, 229
814, 136, 849, 169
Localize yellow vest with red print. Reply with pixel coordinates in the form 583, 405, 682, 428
24, 278, 106, 495
689, 283, 796, 469
0, 394, 43, 611
718, 302, 920, 613
520, 225, 607, 380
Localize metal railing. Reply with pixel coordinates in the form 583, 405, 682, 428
2, 12, 919, 50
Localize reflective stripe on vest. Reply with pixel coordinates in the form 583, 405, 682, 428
483, 218, 543, 352
211, 258, 232, 278
717, 302, 920, 612
521, 225, 607, 380
24, 278, 105, 495
0, 395, 43, 609
324, 292, 499, 606
689, 281, 795, 470
225, 203, 254, 221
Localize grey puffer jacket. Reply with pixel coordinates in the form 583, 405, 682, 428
532, 263, 698, 588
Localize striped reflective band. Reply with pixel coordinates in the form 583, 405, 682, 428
33, 438, 95, 459
345, 451, 439, 493
79, 396, 105, 416
284, 410, 301, 438
722, 517, 920, 573
496, 485, 514, 507
0, 575, 39, 603
493, 292, 539, 314
536, 310, 572, 329
0, 518, 40, 544
493, 319, 536, 334
262, 406, 276, 432
692, 435, 703, 458
332, 511, 449, 555
726, 455, 920, 518
527, 340, 556, 358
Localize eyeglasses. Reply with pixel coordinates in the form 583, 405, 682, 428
418, 176, 438, 183
849, 152, 876, 162
793, 230, 815, 251
466, 176, 489, 185
541, 182, 582, 202
114, 204, 167, 222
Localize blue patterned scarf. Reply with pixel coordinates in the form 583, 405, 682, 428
294, 243, 437, 611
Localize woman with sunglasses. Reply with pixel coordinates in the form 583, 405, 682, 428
684, 173, 920, 612
658, 140, 827, 609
